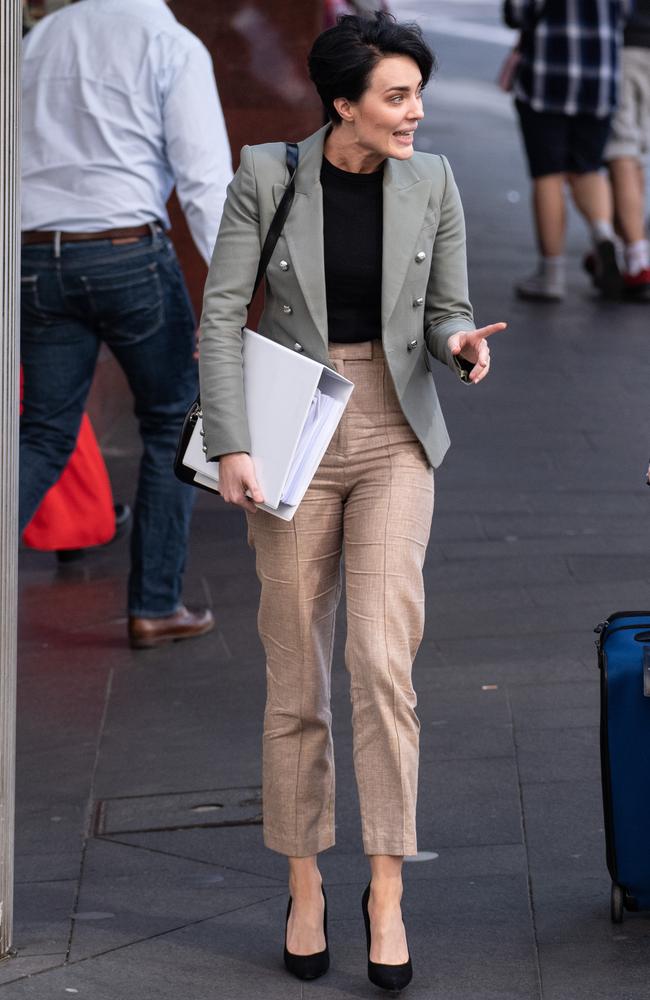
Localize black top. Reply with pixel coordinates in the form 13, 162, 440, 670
625, 0, 650, 48
321, 155, 383, 343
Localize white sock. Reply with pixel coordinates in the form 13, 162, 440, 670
625, 239, 650, 276
542, 255, 566, 280
591, 219, 616, 246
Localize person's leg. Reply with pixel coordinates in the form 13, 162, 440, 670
610, 156, 647, 245
368, 854, 408, 964
609, 157, 650, 284
608, 50, 650, 292
567, 169, 613, 227
514, 101, 569, 299
20, 248, 100, 532
286, 857, 326, 956
566, 111, 623, 297
246, 450, 344, 955
605, 47, 650, 270
83, 233, 200, 617
532, 174, 567, 257
567, 169, 621, 296
340, 344, 434, 963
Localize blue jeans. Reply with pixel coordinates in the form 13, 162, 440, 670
20, 228, 198, 616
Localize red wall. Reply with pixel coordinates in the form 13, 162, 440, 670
167, 0, 325, 321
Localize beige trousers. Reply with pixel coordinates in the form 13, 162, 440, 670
247, 340, 434, 857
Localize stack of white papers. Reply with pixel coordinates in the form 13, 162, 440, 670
281, 389, 345, 505
182, 329, 354, 519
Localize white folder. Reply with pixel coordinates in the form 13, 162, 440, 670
184, 329, 354, 520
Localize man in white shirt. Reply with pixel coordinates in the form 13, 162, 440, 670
20, 0, 233, 648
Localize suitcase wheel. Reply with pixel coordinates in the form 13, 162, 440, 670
610, 882, 624, 924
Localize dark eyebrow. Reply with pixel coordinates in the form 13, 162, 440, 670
383, 82, 423, 95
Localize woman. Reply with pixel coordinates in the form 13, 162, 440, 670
199, 12, 504, 992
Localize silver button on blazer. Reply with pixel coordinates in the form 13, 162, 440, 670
198, 124, 476, 466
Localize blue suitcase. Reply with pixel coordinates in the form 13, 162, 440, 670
596, 611, 650, 922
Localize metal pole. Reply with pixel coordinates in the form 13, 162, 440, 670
0, 0, 21, 962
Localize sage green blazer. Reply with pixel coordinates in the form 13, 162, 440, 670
198, 124, 475, 468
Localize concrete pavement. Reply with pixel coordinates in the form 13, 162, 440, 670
4, 3, 650, 997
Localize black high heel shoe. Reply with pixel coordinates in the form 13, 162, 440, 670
283, 886, 329, 980
362, 883, 413, 993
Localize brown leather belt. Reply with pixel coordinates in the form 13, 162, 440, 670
21, 224, 156, 246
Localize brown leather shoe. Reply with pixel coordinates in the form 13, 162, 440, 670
128, 605, 215, 649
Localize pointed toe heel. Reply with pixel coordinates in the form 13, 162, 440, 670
283, 887, 329, 980
362, 883, 413, 994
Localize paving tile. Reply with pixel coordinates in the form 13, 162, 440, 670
1, 876, 540, 1000
416, 756, 523, 850
515, 726, 599, 785
104, 826, 287, 884
0, 892, 302, 1000
93, 657, 264, 798
426, 600, 611, 642
97, 830, 280, 883
413, 655, 593, 689
424, 554, 573, 593
429, 511, 487, 542
403, 843, 528, 880
431, 632, 591, 670
567, 555, 650, 584
480, 512, 650, 542
508, 680, 600, 731
441, 536, 649, 561
68, 838, 285, 962
0, 955, 66, 988
13, 665, 109, 883
414, 682, 515, 760
415, 682, 512, 725
522, 780, 605, 877
303, 876, 540, 1000
532, 875, 650, 1000
437, 488, 648, 517
524, 578, 650, 611
9, 880, 76, 961
420, 723, 514, 764
428, 583, 534, 616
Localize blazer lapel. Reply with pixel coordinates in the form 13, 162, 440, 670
279, 126, 330, 347
381, 158, 432, 333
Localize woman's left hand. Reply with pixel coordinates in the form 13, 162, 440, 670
447, 322, 507, 384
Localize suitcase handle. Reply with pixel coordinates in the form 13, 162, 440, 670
633, 631, 650, 642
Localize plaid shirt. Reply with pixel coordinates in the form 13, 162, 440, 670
507, 0, 628, 117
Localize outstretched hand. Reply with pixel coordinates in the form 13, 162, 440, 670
447, 322, 507, 384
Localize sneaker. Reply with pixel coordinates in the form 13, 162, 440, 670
592, 240, 623, 299
515, 269, 565, 301
623, 267, 650, 301
583, 252, 596, 281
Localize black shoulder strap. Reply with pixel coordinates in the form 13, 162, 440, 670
249, 142, 299, 306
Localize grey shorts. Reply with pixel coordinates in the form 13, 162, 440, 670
605, 47, 650, 162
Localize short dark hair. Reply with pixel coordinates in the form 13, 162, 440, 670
308, 11, 435, 126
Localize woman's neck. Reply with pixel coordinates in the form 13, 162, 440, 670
323, 126, 385, 175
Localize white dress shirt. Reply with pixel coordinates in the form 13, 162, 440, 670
21, 0, 233, 264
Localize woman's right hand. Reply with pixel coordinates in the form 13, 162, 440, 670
218, 453, 265, 513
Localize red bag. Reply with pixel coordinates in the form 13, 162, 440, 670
22, 398, 116, 551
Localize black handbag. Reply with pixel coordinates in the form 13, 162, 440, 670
174, 141, 299, 491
